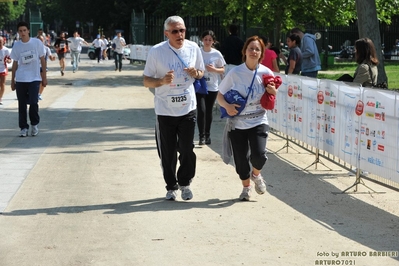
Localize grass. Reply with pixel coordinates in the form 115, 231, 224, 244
316, 61, 399, 89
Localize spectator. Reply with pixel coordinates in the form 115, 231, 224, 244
290, 28, 321, 78
220, 24, 244, 74
285, 33, 302, 75
260, 36, 279, 72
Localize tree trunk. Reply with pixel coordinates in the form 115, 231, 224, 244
355, 0, 387, 85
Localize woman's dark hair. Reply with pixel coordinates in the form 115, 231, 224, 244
354, 38, 378, 65
201, 30, 218, 48
242, 35, 265, 63
287, 33, 301, 46
201, 30, 216, 41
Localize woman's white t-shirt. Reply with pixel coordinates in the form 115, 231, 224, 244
218, 63, 274, 129
201, 48, 226, 92
0, 47, 10, 73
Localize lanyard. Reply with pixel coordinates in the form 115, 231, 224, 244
247, 65, 258, 100
169, 47, 189, 68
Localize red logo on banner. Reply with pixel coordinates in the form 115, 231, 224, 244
288, 85, 293, 97
355, 100, 364, 116
378, 145, 385, 151
331, 128, 335, 133
317, 91, 324, 104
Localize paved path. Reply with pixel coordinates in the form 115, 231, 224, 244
0, 56, 398, 266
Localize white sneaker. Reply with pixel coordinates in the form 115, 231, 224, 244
31, 125, 39, 136
239, 186, 252, 201
19, 128, 28, 137
251, 173, 266, 194
166, 190, 177, 200
180, 186, 193, 200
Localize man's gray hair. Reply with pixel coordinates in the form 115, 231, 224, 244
164, 16, 185, 30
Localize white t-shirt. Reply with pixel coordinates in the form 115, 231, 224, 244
201, 48, 226, 92
143, 40, 205, 116
113, 37, 126, 54
218, 63, 274, 129
93, 38, 104, 48
101, 38, 108, 50
67, 37, 85, 52
0, 47, 10, 73
10, 38, 45, 82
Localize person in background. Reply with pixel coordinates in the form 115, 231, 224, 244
0, 37, 11, 104
101, 35, 109, 60
290, 28, 321, 78
67, 30, 89, 73
10, 21, 47, 137
196, 30, 226, 145
113, 31, 126, 71
37, 35, 55, 100
285, 33, 302, 75
352, 38, 378, 87
143, 15, 205, 201
92, 34, 104, 63
260, 36, 279, 72
54, 32, 69, 76
217, 35, 277, 201
220, 24, 244, 74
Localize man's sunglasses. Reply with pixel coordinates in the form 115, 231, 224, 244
167, 29, 186, 34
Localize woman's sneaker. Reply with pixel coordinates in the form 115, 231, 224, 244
239, 186, 252, 201
251, 173, 266, 194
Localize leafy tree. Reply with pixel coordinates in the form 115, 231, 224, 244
356, 0, 387, 84
0, 0, 26, 29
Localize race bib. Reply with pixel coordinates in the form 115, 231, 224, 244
245, 102, 262, 113
60, 43, 65, 49
21, 50, 35, 64
167, 90, 191, 108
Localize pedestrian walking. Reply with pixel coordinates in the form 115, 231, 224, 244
10, 21, 47, 137
54, 32, 69, 76
217, 35, 277, 201
0, 37, 11, 104
67, 30, 89, 72
196, 30, 226, 145
143, 15, 205, 201
113, 32, 126, 71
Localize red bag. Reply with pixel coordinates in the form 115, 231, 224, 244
260, 75, 282, 110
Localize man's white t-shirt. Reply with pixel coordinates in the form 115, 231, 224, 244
218, 63, 274, 129
93, 38, 104, 48
143, 40, 205, 116
201, 48, 226, 92
113, 37, 126, 54
67, 37, 85, 52
0, 47, 10, 73
10, 38, 45, 82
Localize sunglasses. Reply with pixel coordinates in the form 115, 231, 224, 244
167, 29, 186, 34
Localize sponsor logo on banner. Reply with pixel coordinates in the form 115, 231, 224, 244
355, 100, 364, 116
378, 145, 385, 151
317, 91, 324, 104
